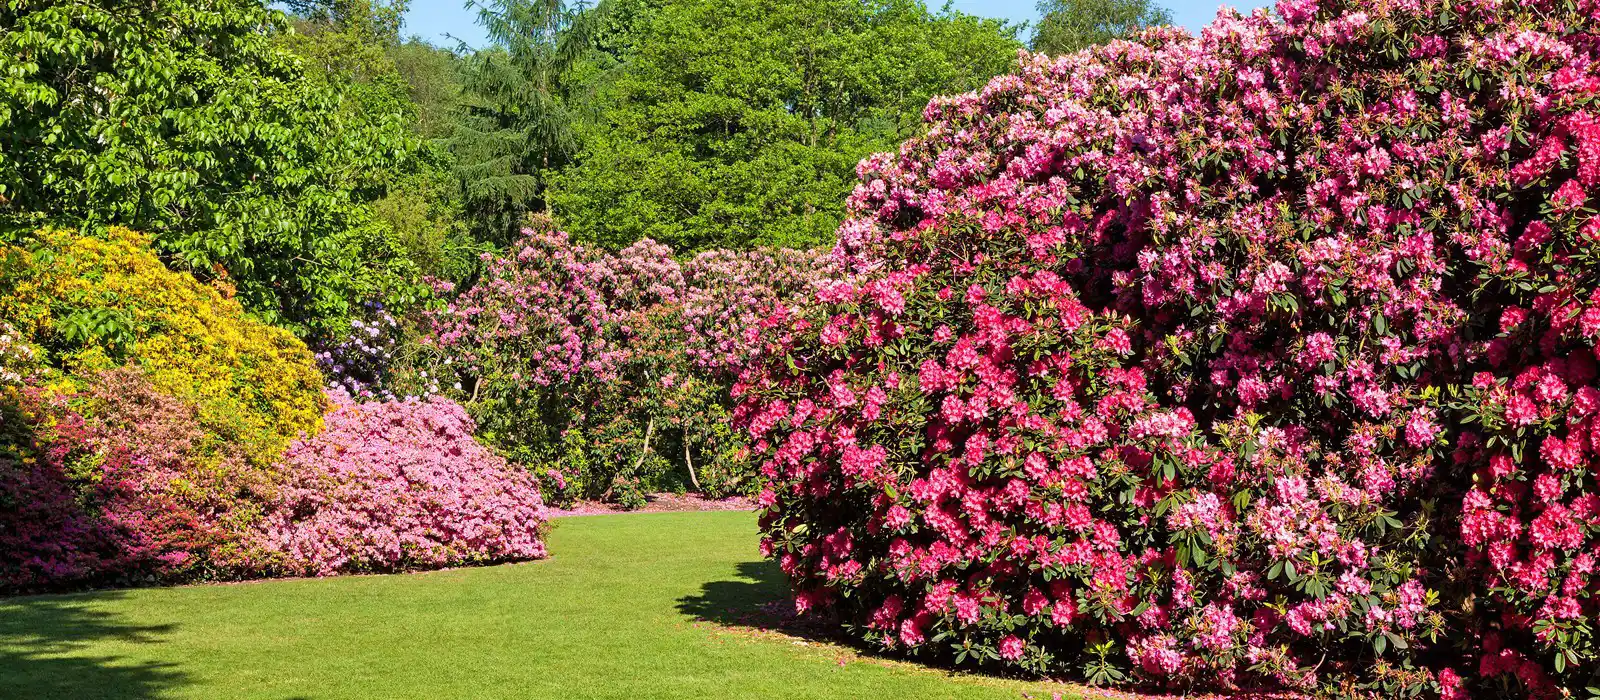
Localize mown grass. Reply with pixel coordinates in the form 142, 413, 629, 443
0, 511, 1094, 699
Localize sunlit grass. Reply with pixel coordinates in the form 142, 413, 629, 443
0, 511, 1097, 699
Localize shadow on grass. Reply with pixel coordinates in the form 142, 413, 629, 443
0, 593, 187, 699
678, 562, 1301, 700
675, 560, 846, 645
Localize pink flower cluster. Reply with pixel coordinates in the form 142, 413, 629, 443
419, 219, 833, 501
258, 391, 548, 576
1, 375, 549, 591
682, 248, 836, 377
0, 369, 280, 590
739, 0, 1600, 696
422, 225, 684, 389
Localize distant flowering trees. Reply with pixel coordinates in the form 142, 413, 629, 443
419, 217, 832, 504
738, 0, 1600, 696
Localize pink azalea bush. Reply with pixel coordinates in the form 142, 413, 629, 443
0, 369, 280, 591
737, 0, 1600, 696
417, 220, 684, 499
258, 391, 549, 576
1, 373, 550, 590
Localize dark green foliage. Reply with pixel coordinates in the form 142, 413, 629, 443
547, 0, 1021, 252
0, 0, 425, 335
445, 0, 599, 246
1031, 0, 1173, 55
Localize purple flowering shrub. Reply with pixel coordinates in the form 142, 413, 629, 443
257, 391, 549, 576
314, 306, 426, 400
737, 0, 1600, 696
422, 217, 831, 504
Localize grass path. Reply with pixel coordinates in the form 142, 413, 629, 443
0, 511, 1092, 699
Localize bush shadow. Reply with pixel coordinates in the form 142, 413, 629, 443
0, 593, 187, 699
675, 559, 847, 646
678, 561, 1302, 700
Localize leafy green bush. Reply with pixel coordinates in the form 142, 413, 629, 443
0, 0, 426, 335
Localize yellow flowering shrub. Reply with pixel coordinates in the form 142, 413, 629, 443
0, 228, 326, 458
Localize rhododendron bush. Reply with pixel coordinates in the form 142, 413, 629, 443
421, 217, 829, 504
738, 0, 1600, 696
1, 374, 549, 590
259, 391, 548, 576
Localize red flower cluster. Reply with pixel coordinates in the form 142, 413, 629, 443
738, 0, 1600, 696
0, 370, 281, 590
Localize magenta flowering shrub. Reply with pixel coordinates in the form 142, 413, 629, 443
0, 369, 278, 592
682, 248, 836, 377
422, 222, 682, 391
258, 391, 548, 576
738, 0, 1600, 696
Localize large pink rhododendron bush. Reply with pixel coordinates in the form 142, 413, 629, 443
259, 392, 548, 576
737, 0, 1600, 696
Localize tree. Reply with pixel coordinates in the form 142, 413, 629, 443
445, 0, 599, 246
546, 0, 1021, 252
280, 0, 479, 285
0, 0, 423, 335
388, 40, 465, 141
1031, 0, 1172, 56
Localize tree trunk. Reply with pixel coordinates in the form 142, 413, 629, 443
684, 438, 701, 492
630, 417, 655, 474
605, 417, 655, 502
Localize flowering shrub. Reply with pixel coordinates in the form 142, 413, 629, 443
258, 391, 548, 576
314, 306, 424, 401
0, 228, 326, 460
422, 217, 831, 504
738, 1, 1600, 696
0, 321, 39, 386
682, 248, 835, 377
1, 376, 549, 590
0, 369, 278, 591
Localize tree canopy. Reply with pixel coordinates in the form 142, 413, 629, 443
1030, 0, 1172, 56
0, 0, 425, 335
546, 0, 1021, 252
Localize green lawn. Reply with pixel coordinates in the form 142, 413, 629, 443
0, 511, 1091, 699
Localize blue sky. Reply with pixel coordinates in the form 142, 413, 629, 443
403, 0, 1277, 50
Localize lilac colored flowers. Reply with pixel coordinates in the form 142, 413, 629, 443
259, 391, 549, 576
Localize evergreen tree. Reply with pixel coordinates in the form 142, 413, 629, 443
447, 0, 599, 246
